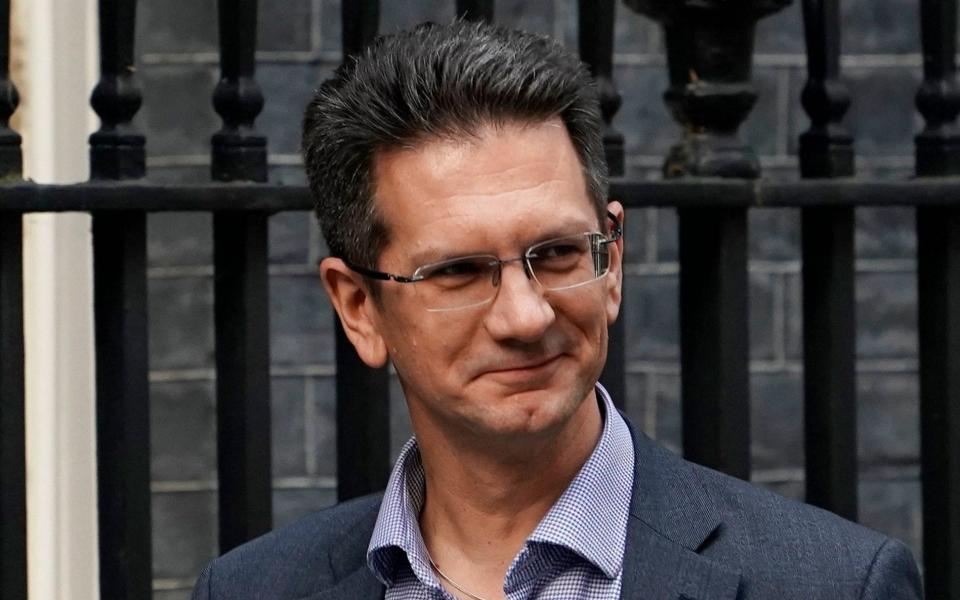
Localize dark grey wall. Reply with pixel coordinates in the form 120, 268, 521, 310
138, 1, 923, 597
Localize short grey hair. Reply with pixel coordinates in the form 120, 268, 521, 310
302, 20, 608, 269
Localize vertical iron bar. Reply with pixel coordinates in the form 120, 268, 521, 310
341, 0, 379, 59
623, 0, 778, 479
801, 209, 857, 520
799, 0, 858, 521
336, 0, 391, 502
89, 0, 151, 597
916, 1, 960, 594
456, 0, 493, 22
916, 0, 960, 176
212, 0, 273, 553
579, 0, 626, 409
0, 0, 20, 178
678, 207, 751, 480
212, 0, 266, 182
0, 213, 24, 600
213, 212, 272, 552
916, 207, 960, 599
89, 0, 145, 180
335, 322, 391, 501
0, 1, 24, 597
93, 213, 151, 600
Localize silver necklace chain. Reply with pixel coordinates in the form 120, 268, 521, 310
427, 555, 495, 600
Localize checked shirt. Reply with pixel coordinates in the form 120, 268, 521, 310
366, 384, 635, 600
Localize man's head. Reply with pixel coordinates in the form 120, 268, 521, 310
307, 21, 623, 449
302, 20, 609, 271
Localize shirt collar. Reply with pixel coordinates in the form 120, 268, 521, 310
525, 383, 634, 578
366, 383, 635, 585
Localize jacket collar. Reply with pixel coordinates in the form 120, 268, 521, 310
307, 417, 742, 600
618, 418, 742, 599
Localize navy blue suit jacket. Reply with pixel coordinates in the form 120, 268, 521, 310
192, 419, 923, 599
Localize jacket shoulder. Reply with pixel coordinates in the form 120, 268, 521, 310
192, 493, 383, 600
681, 454, 922, 598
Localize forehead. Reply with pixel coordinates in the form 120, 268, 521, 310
370, 119, 597, 258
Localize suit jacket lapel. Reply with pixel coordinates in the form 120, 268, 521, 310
301, 566, 384, 600
619, 420, 742, 600
300, 501, 386, 600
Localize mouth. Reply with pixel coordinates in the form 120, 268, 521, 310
481, 354, 564, 382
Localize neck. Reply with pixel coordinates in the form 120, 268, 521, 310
413, 391, 603, 596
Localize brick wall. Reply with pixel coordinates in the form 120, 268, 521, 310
139, 1, 924, 597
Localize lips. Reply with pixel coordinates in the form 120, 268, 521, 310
488, 355, 561, 373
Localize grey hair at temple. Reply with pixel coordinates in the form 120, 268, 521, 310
301, 20, 609, 270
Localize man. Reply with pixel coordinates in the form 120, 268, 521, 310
193, 21, 923, 600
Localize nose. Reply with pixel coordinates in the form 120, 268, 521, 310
483, 260, 555, 343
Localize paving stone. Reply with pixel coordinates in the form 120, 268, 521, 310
622, 372, 649, 435
756, 479, 805, 503
138, 0, 217, 55
742, 67, 786, 158
622, 207, 650, 264
841, 0, 921, 55
148, 212, 212, 268
138, 65, 221, 159
380, 0, 455, 34
269, 274, 335, 365
855, 271, 918, 359
611, 64, 676, 160
615, 4, 662, 54
749, 208, 800, 261
151, 380, 216, 482
309, 376, 338, 478
496, 0, 556, 35
561, 0, 660, 53
655, 208, 678, 262
856, 207, 915, 260
259, 62, 338, 155
148, 276, 215, 371
623, 273, 680, 361
653, 372, 682, 453
268, 164, 309, 187
750, 371, 804, 470
273, 487, 338, 528
146, 166, 210, 184
154, 590, 192, 600
269, 211, 312, 265
272, 377, 308, 478
754, 0, 804, 55
749, 270, 777, 361
859, 478, 923, 565
152, 491, 218, 580
842, 67, 923, 158
857, 372, 920, 465
259, 0, 314, 52
390, 375, 414, 460
319, 0, 343, 54
783, 272, 803, 361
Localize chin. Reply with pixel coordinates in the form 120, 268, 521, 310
471, 387, 586, 437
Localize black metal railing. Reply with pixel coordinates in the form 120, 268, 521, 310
0, 0, 957, 598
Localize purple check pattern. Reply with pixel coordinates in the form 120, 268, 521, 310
367, 384, 635, 599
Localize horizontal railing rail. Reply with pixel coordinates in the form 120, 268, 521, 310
3, 178, 960, 211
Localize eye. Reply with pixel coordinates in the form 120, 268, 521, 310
534, 242, 583, 259
418, 257, 494, 289
434, 260, 484, 277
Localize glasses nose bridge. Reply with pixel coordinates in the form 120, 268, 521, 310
490, 254, 533, 288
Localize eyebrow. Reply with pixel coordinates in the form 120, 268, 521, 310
405, 217, 602, 267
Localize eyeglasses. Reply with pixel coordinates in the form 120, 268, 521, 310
345, 212, 622, 312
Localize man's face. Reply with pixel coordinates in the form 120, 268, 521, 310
346, 119, 622, 444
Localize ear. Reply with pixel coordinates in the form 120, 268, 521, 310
604, 201, 625, 326
319, 257, 389, 368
